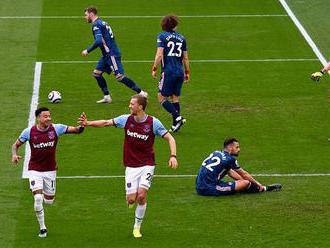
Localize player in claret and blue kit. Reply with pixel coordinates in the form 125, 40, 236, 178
11, 107, 85, 238
196, 138, 282, 196
152, 15, 190, 132
82, 6, 148, 103
79, 95, 178, 238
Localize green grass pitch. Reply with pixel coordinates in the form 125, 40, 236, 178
0, 0, 329, 247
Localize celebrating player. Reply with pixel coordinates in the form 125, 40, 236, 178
196, 138, 282, 196
79, 95, 178, 238
82, 6, 148, 103
11, 107, 85, 238
152, 15, 190, 132
311, 61, 330, 81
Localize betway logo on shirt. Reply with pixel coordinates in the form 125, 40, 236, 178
32, 141, 55, 149
126, 129, 149, 141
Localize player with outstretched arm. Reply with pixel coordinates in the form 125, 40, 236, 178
79, 94, 178, 238
11, 107, 85, 238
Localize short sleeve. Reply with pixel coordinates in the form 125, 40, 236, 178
153, 117, 168, 137
182, 37, 187, 51
113, 114, 129, 128
54, 124, 68, 136
93, 24, 102, 38
18, 127, 30, 143
231, 159, 241, 170
157, 34, 165, 48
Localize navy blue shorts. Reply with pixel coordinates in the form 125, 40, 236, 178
96, 55, 124, 76
196, 180, 236, 196
158, 72, 184, 97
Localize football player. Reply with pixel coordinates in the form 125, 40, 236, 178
11, 107, 84, 237
82, 6, 148, 103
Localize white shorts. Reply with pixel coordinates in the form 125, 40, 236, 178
28, 170, 56, 196
125, 166, 155, 195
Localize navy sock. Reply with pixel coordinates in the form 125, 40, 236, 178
93, 74, 109, 95
161, 100, 179, 120
120, 77, 141, 93
244, 182, 260, 193
173, 102, 180, 115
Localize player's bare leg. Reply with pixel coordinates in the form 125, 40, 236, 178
32, 189, 47, 238
132, 188, 148, 238
127, 192, 137, 209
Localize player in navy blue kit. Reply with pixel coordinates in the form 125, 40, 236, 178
196, 138, 282, 196
152, 15, 190, 132
82, 6, 148, 103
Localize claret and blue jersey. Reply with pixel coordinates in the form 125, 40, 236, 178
157, 31, 187, 75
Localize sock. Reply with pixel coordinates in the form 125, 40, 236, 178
93, 73, 110, 95
161, 100, 179, 121
120, 76, 141, 93
34, 194, 46, 230
244, 182, 261, 193
134, 203, 147, 229
173, 102, 180, 115
172, 102, 181, 124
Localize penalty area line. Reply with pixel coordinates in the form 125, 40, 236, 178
279, 0, 329, 73
56, 173, 330, 179
22, 62, 42, 179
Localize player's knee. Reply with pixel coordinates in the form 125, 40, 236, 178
34, 194, 43, 211
235, 180, 250, 191
158, 94, 166, 103
116, 74, 125, 81
127, 198, 136, 205
136, 193, 147, 204
44, 197, 55, 205
92, 70, 102, 77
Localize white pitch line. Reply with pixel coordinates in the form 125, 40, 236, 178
0, 14, 288, 19
41, 58, 318, 64
279, 0, 328, 71
22, 62, 42, 179
56, 173, 330, 179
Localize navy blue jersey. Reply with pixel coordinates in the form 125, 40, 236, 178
89, 18, 121, 56
157, 31, 187, 75
197, 150, 241, 185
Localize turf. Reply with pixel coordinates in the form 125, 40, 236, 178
1, 0, 329, 247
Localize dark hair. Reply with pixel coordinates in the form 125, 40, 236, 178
85, 6, 97, 15
132, 95, 148, 111
35, 107, 49, 117
223, 138, 239, 148
161, 15, 179, 32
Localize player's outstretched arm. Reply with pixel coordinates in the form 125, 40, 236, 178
66, 125, 85, 134
236, 168, 264, 191
11, 140, 23, 165
228, 169, 243, 180
163, 133, 178, 169
152, 47, 164, 79
79, 112, 114, 127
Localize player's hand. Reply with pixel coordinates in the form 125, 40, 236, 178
258, 184, 266, 192
168, 157, 178, 169
311, 71, 323, 82
152, 70, 158, 79
78, 112, 88, 126
81, 50, 89, 57
11, 155, 21, 165
184, 70, 190, 82
184, 73, 190, 82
